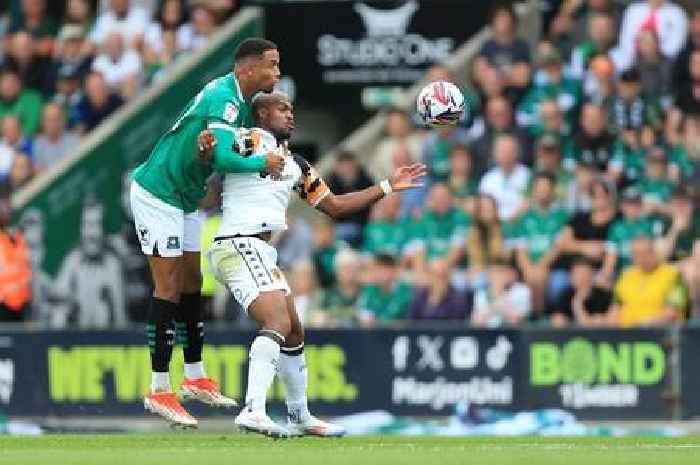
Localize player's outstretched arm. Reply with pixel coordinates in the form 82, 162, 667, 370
204, 127, 285, 176
316, 163, 426, 220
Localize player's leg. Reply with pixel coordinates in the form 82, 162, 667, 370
177, 214, 236, 407
208, 237, 291, 437
130, 181, 196, 427
235, 290, 290, 437
279, 295, 345, 437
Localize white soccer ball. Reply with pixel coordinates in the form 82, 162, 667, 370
416, 81, 465, 127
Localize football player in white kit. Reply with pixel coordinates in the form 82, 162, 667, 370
206, 92, 426, 437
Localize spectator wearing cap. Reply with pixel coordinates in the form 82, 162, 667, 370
565, 102, 615, 174
7, 0, 58, 57
326, 150, 374, 247
92, 31, 143, 99
408, 259, 473, 321
534, 133, 574, 206
473, 3, 531, 102
0, 68, 43, 137
371, 108, 423, 182
658, 187, 700, 263
558, 177, 620, 284
0, 196, 32, 321
638, 146, 674, 215
74, 72, 124, 133
610, 67, 663, 136
471, 261, 532, 327
33, 103, 80, 172
90, 0, 149, 49
357, 253, 413, 326
47, 24, 93, 97
517, 45, 582, 132
549, 257, 613, 327
3, 30, 53, 96
569, 12, 617, 80
478, 134, 531, 222
603, 186, 665, 276
606, 236, 687, 326
611, 0, 688, 73
408, 183, 471, 274
471, 96, 530, 177
513, 172, 569, 313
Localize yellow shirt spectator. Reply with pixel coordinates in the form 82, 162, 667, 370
614, 263, 687, 327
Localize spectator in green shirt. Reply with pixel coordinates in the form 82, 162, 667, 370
533, 133, 574, 208
0, 69, 43, 137
362, 193, 411, 260
357, 254, 413, 326
446, 144, 477, 208
602, 186, 659, 277
659, 187, 700, 263
410, 183, 471, 271
312, 220, 349, 289
638, 147, 675, 215
517, 47, 582, 132
314, 248, 363, 327
514, 172, 570, 313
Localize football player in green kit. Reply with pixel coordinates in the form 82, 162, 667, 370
130, 38, 285, 427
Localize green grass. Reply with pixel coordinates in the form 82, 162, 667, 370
0, 434, 698, 465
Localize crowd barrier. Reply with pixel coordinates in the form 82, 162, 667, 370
0, 326, 697, 420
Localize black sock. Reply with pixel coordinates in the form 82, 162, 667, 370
175, 291, 204, 364
147, 297, 177, 372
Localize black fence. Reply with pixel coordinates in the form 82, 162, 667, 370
0, 326, 698, 419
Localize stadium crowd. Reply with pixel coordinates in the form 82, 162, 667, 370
1, 0, 699, 329
249, 0, 700, 329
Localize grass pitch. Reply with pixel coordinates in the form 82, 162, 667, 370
0, 434, 698, 465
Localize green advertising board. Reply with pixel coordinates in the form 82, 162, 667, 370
12, 10, 262, 323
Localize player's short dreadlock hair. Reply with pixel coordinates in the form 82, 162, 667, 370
234, 38, 278, 62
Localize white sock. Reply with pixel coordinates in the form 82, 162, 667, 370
279, 349, 311, 423
184, 361, 206, 379
151, 371, 171, 392
245, 335, 281, 413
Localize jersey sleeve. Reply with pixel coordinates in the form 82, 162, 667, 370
292, 154, 331, 207
209, 125, 266, 173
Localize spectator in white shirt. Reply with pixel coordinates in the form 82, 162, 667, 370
144, 0, 195, 56
611, 0, 688, 72
90, 0, 149, 48
33, 104, 80, 172
370, 109, 423, 181
92, 32, 143, 99
471, 262, 532, 327
478, 134, 531, 222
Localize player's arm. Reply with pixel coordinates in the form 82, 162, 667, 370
314, 163, 427, 219
200, 126, 285, 175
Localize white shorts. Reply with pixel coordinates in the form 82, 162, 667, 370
208, 236, 290, 311
130, 181, 202, 257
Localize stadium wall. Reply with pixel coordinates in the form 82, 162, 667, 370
0, 326, 698, 420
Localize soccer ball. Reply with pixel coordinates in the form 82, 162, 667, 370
416, 81, 465, 127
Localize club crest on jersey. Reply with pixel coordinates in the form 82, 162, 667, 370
223, 102, 238, 123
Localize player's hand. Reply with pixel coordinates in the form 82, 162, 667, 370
389, 163, 427, 191
197, 129, 217, 163
264, 151, 286, 178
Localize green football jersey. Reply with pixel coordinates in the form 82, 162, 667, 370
606, 216, 655, 269
412, 208, 471, 260
514, 205, 569, 262
133, 73, 254, 213
358, 282, 414, 321
638, 178, 675, 204
362, 218, 411, 257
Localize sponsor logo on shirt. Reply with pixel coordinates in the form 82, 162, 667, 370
223, 102, 239, 123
